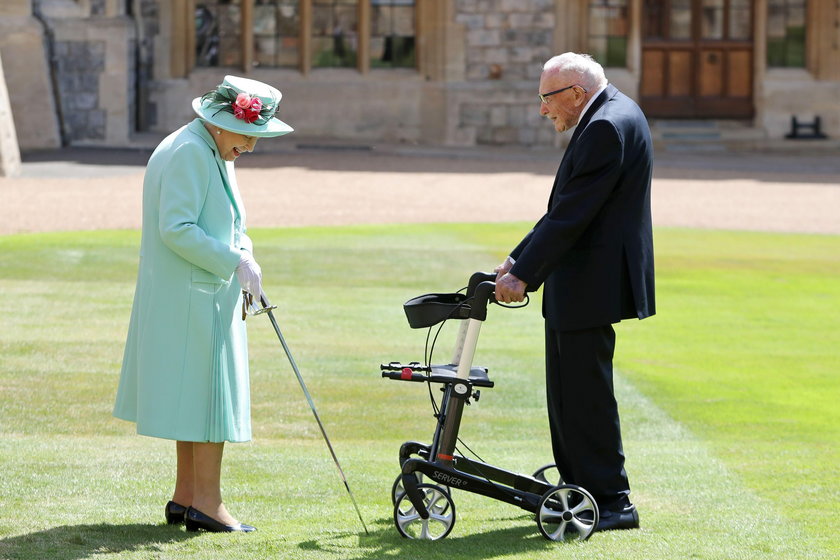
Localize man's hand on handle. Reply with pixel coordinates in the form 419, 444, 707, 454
494, 256, 514, 281
494, 256, 526, 303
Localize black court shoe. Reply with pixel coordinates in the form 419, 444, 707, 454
184, 506, 256, 533
595, 504, 640, 532
165, 501, 187, 525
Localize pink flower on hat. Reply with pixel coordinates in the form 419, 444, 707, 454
235, 92, 252, 109
232, 92, 263, 124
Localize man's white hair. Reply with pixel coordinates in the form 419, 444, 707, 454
543, 53, 608, 90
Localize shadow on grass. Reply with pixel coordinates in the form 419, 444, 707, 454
0, 523, 196, 560
299, 516, 575, 560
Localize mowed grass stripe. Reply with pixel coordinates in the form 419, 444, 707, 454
0, 225, 837, 559
616, 227, 840, 551
0, 375, 815, 560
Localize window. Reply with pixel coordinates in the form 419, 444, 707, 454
196, 1, 242, 67
668, 0, 692, 39
254, 0, 301, 68
371, 0, 415, 68
727, 0, 751, 40
312, 0, 358, 67
588, 0, 628, 67
700, 0, 751, 40
767, 0, 806, 67
643, 0, 753, 41
194, 0, 417, 72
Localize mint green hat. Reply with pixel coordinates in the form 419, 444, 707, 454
192, 75, 293, 138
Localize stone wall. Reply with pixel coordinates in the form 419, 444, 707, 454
0, 0, 137, 148
6, 0, 838, 149
135, 0, 159, 130
0, 50, 22, 176
43, 14, 136, 147
759, 68, 840, 139
0, 0, 61, 150
441, 81, 557, 146
54, 40, 107, 141
148, 67, 427, 145
453, 0, 557, 146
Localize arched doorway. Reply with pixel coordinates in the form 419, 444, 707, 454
640, 0, 754, 118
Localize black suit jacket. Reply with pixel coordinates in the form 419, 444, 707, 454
509, 84, 655, 331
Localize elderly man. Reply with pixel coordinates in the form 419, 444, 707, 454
495, 53, 655, 532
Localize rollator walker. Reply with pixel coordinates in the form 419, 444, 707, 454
381, 272, 600, 541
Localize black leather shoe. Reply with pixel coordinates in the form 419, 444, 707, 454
595, 504, 640, 532
165, 501, 187, 525
184, 506, 256, 533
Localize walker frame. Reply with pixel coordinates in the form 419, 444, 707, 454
381, 272, 600, 541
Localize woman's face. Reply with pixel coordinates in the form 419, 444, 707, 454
207, 124, 259, 161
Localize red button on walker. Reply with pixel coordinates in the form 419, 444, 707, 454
401, 367, 413, 380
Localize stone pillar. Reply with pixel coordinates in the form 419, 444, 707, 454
358, 0, 371, 74
0, 0, 62, 150
418, 0, 465, 83
811, 0, 840, 80
554, 0, 584, 54
37, 0, 137, 147
418, 0, 469, 145
0, 50, 22, 178
753, 0, 767, 126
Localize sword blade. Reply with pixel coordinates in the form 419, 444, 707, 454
265, 308, 370, 535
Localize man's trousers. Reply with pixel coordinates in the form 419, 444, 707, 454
544, 323, 631, 510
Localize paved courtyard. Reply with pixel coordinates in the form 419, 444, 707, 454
1, 143, 838, 235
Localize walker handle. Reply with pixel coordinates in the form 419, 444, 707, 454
466, 271, 496, 298
469, 280, 496, 321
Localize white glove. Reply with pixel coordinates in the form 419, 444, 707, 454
235, 252, 262, 296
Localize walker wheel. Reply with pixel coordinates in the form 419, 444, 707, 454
394, 483, 456, 540
392, 472, 451, 505
391, 473, 423, 505
536, 484, 599, 541
532, 463, 563, 486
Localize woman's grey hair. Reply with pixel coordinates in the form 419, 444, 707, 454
543, 53, 608, 91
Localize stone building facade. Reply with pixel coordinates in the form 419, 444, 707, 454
1, 0, 838, 150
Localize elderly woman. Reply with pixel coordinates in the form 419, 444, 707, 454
113, 76, 293, 532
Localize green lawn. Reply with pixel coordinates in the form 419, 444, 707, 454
0, 224, 836, 559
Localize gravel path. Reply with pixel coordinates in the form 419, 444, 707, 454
1, 146, 838, 235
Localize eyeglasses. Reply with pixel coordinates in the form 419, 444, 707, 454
538, 84, 587, 104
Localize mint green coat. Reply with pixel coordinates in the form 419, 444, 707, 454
114, 119, 252, 443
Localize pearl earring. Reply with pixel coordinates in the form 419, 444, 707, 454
216, 129, 221, 135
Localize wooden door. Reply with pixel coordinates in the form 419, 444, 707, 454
641, 0, 754, 118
